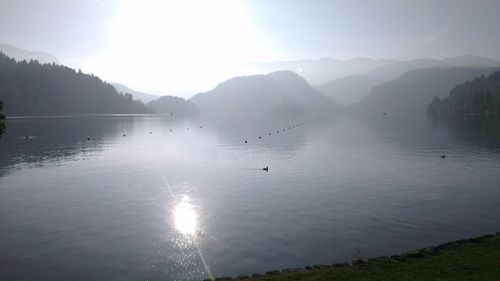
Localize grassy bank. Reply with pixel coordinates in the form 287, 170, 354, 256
209, 233, 500, 281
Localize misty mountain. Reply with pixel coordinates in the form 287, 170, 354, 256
316, 74, 385, 105
0, 44, 58, 64
147, 96, 197, 116
367, 59, 448, 81
443, 55, 500, 68
112, 83, 159, 103
356, 67, 497, 116
190, 71, 337, 119
317, 55, 500, 105
245, 58, 397, 85
428, 70, 500, 115
0, 53, 152, 115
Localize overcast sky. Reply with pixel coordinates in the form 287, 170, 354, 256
1, 0, 500, 97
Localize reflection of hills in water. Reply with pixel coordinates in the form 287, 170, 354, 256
0, 115, 319, 177
429, 115, 500, 147
0, 116, 137, 177
1, 114, 499, 179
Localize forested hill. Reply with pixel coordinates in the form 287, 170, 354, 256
0, 53, 152, 115
428, 70, 500, 115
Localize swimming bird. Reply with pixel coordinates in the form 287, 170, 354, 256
87, 137, 91, 141
259, 136, 262, 139
123, 134, 126, 137
245, 140, 248, 143
441, 154, 446, 159
262, 166, 269, 172
269, 133, 271, 136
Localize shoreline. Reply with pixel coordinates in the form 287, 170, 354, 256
206, 232, 500, 281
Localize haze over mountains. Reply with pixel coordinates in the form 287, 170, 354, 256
111, 83, 159, 103
356, 67, 498, 116
1, 44, 499, 119
317, 55, 500, 105
0, 44, 58, 64
190, 71, 336, 119
245, 58, 397, 85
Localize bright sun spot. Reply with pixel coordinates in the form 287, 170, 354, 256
173, 197, 198, 236
81, 0, 276, 95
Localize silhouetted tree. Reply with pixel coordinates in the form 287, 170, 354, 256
0, 52, 153, 115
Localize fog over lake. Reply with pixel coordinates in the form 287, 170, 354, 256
1, 114, 499, 280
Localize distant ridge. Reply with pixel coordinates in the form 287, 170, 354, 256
356, 67, 498, 115
0, 44, 58, 64
317, 55, 500, 105
245, 58, 397, 85
112, 83, 159, 103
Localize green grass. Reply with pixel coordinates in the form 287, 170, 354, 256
212, 233, 500, 281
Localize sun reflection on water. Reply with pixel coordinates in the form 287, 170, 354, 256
173, 196, 198, 236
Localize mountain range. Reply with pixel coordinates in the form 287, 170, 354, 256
317, 55, 500, 105
355, 67, 498, 115
1, 44, 499, 119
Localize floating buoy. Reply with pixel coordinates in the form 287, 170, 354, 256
245, 140, 248, 143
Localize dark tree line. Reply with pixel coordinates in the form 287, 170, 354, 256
0, 53, 153, 116
428, 70, 500, 115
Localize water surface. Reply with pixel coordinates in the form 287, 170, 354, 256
1, 114, 499, 280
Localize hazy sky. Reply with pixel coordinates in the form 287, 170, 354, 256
1, 0, 500, 97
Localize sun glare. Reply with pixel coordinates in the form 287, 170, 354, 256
173, 197, 198, 236
93, 0, 273, 95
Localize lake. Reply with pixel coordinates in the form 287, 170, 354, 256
1, 114, 499, 281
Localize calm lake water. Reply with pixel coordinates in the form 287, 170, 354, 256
1, 114, 499, 281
